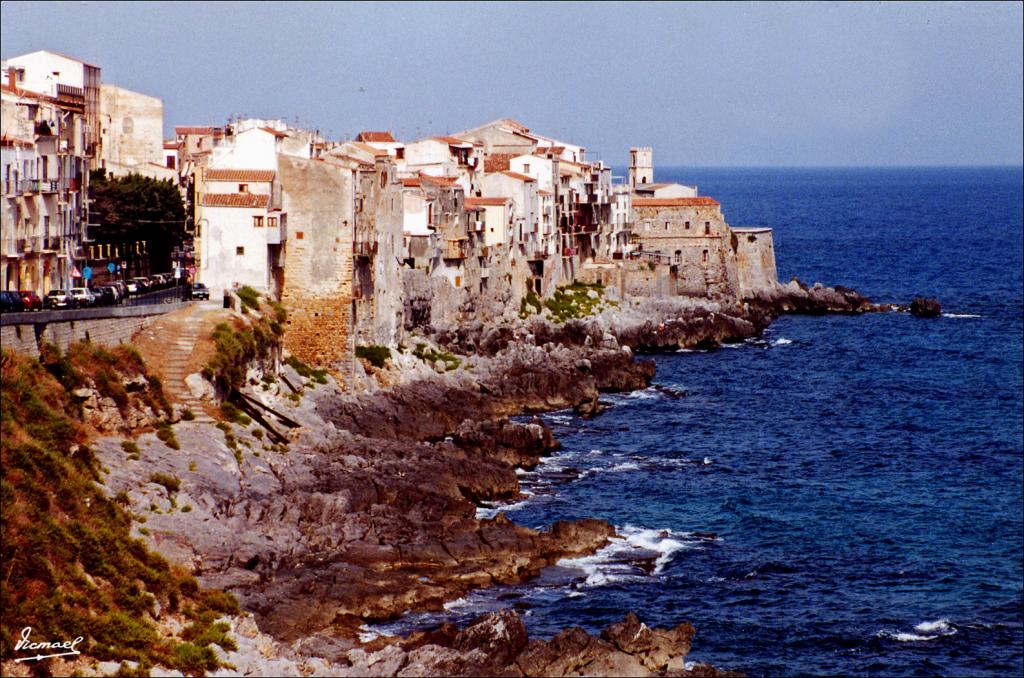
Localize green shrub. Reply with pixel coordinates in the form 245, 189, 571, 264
181, 409, 195, 421
519, 289, 543, 318
169, 642, 220, 675
148, 472, 180, 496
155, 421, 179, 450
219, 402, 251, 426
121, 440, 140, 456
355, 345, 391, 369
412, 343, 461, 371
235, 285, 261, 311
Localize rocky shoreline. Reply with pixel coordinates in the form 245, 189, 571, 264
90, 281, 886, 675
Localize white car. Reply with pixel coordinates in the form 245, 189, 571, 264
69, 287, 96, 307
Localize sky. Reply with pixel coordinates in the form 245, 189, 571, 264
2, 1, 1022, 167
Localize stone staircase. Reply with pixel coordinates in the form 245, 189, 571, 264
161, 304, 215, 423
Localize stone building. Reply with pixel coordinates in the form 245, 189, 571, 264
98, 84, 173, 180
631, 196, 735, 297
277, 155, 355, 372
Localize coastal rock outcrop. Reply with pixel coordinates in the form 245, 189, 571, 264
343, 611, 742, 677
909, 296, 942, 317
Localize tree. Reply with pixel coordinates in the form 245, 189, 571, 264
89, 170, 186, 275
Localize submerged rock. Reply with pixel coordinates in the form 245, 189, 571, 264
909, 297, 942, 318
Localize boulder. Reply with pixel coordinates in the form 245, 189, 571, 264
909, 297, 941, 318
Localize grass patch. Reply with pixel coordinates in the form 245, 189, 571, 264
149, 472, 180, 496
122, 440, 140, 456
283, 355, 328, 384
219, 402, 251, 426
155, 421, 179, 450
412, 343, 461, 371
0, 348, 238, 672
355, 345, 391, 369
544, 281, 609, 323
519, 289, 543, 318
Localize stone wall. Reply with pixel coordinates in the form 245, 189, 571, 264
731, 228, 778, 296
278, 156, 355, 379
0, 303, 185, 358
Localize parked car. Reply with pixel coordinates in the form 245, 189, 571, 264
188, 282, 210, 300
111, 281, 127, 298
125, 280, 139, 295
94, 286, 117, 306
18, 290, 44, 311
69, 287, 96, 307
44, 289, 75, 310
0, 290, 25, 312
130, 277, 150, 293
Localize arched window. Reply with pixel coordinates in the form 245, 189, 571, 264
702, 249, 709, 264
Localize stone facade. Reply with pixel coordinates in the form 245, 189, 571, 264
631, 197, 737, 298
277, 156, 355, 375
731, 227, 778, 296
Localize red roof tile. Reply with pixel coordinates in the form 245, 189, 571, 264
358, 131, 397, 143
632, 197, 719, 207
202, 193, 270, 208
419, 173, 461, 187
500, 170, 535, 182
465, 197, 511, 207
434, 135, 473, 146
400, 177, 422, 187
259, 127, 289, 138
484, 154, 514, 172
175, 126, 217, 136
206, 168, 275, 182
163, 141, 179, 149
349, 141, 389, 157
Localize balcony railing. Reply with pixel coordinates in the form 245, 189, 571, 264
56, 83, 85, 100
443, 240, 467, 259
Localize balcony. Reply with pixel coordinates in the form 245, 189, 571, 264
443, 239, 467, 259
56, 83, 85, 101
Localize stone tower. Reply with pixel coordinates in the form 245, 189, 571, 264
629, 147, 653, 190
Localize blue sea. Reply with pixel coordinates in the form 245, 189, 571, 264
375, 167, 1024, 676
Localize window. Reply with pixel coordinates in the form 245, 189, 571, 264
664, 221, 670, 231
239, 183, 249, 193
455, 275, 462, 288
296, 232, 304, 240
236, 246, 245, 256
702, 249, 709, 263
684, 221, 690, 230
166, 155, 176, 169
253, 216, 264, 227
268, 217, 278, 228
396, 148, 405, 160
704, 221, 711, 235
523, 163, 530, 173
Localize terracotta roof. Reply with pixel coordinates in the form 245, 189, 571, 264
259, 127, 289, 138
163, 141, 179, 149
357, 131, 397, 143
349, 141, 389, 157
535, 145, 565, 157
175, 126, 216, 136
465, 197, 510, 207
632, 197, 720, 207
499, 170, 535, 182
202, 193, 270, 208
434, 135, 473, 146
484, 154, 514, 173
538, 189, 553, 196
419, 173, 460, 187
400, 177, 422, 187
206, 168, 275, 182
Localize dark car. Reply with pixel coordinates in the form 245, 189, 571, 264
18, 290, 43, 311
188, 282, 210, 300
0, 290, 25, 313
94, 286, 118, 306
45, 289, 76, 309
